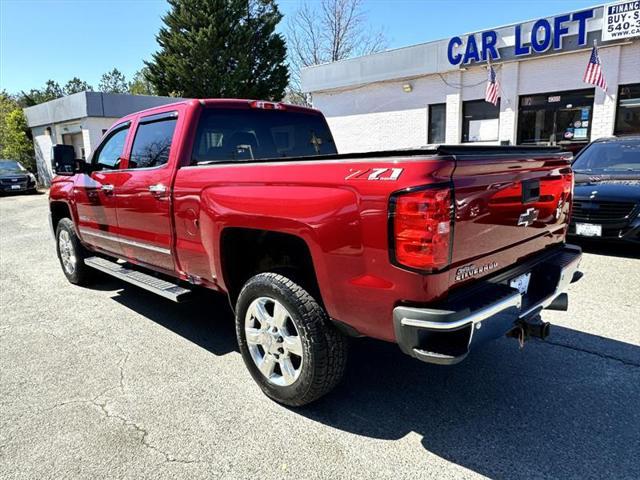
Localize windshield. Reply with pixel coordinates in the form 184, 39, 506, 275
0, 160, 26, 173
573, 139, 640, 173
192, 108, 337, 164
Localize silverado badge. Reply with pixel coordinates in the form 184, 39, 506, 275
455, 261, 498, 282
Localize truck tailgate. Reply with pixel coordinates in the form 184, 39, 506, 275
450, 151, 573, 281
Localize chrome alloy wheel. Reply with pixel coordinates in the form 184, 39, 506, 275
245, 297, 304, 387
58, 229, 77, 275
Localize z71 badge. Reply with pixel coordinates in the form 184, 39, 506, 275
345, 168, 403, 181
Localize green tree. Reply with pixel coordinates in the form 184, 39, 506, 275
145, 0, 288, 100
99, 68, 128, 93
63, 77, 94, 95
20, 80, 64, 106
286, 0, 386, 105
128, 68, 157, 95
0, 92, 35, 171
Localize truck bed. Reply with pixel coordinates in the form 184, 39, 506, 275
194, 144, 566, 165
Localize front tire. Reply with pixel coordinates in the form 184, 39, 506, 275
55, 218, 92, 285
235, 273, 348, 406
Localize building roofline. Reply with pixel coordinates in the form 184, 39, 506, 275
23, 92, 187, 128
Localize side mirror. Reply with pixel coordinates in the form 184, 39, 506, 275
52, 145, 78, 175
52, 144, 90, 175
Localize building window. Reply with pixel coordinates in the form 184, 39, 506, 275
428, 104, 446, 144
462, 100, 500, 143
615, 84, 640, 136
517, 89, 594, 146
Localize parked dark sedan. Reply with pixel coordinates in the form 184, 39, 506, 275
0, 159, 37, 195
569, 136, 640, 244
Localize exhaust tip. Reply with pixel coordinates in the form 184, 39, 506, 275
546, 293, 569, 312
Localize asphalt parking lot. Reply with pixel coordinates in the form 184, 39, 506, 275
1, 193, 639, 480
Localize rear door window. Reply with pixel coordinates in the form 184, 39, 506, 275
128, 113, 178, 169
192, 108, 337, 164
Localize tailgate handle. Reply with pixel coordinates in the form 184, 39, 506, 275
522, 179, 540, 203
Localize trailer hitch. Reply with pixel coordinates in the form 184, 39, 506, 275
507, 315, 551, 348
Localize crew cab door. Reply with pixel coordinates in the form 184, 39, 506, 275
114, 110, 180, 272
74, 122, 131, 255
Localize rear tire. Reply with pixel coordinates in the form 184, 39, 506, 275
235, 272, 348, 406
55, 218, 92, 286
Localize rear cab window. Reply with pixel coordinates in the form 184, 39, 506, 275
191, 108, 337, 164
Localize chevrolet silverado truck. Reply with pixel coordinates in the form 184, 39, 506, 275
49, 99, 582, 406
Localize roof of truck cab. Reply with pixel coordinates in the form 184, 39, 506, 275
115, 98, 323, 124
199, 98, 324, 115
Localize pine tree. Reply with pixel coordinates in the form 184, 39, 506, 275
145, 0, 288, 100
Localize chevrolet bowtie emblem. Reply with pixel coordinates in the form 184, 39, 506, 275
518, 207, 539, 227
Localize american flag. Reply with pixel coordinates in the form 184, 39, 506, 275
583, 46, 607, 92
485, 64, 499, 106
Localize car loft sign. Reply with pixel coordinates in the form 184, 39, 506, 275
602, 1, 640, 41
447, 9, 595, 65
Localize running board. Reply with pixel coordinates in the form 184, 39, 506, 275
84, 256, 192, 302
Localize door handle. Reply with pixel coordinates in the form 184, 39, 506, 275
101, 184, 114, 193
148, 183, 167, 195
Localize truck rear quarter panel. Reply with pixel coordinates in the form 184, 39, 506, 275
172, 157, 454, 341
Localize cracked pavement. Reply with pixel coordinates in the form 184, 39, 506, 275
1, 193, 639, 479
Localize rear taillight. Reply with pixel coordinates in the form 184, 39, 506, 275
390, 186, 452, 271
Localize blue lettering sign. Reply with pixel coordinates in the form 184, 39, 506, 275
553, 14, 571, 49
463, 35, 481, 63
446, 8, 595, 65
531, 19, 552, 52
448, 36, 463, 65
571, 9, 594, 45
515, 24, 531, 55
481, 30, 500, 61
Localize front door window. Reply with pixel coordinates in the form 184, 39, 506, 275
93, 126, 129, 170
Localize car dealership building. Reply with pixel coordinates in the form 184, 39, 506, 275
301, 2, 640, 153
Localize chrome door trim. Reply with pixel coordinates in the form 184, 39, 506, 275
79, 227, 171, 255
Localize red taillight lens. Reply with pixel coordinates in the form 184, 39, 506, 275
392, 187, 452, 271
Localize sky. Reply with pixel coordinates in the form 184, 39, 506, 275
0, 0, 601, 94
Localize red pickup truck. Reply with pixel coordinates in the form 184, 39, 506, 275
49, 99, 582, 406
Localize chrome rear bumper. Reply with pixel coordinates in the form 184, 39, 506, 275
393, 244, 582, 365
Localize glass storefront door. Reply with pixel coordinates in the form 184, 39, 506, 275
517, 89, 595, 150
